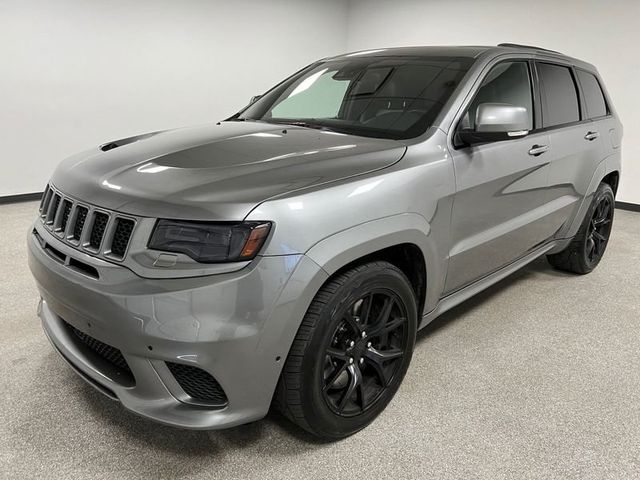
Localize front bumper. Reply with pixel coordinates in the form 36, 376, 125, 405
28, 222, 328, 429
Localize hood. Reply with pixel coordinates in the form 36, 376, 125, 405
51, 121, 406, 220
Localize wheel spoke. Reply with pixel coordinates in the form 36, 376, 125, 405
343, 311, 363, 334
372, 297, 394, 330
357, 381, 368, 411
593, 230, 607, 243
326, 347, 348, 361
367, 346, 404, 363
364, 354, 390, 386
594, 217, 611, 227
324, 363, 347, 391
369, 315, 406, 339
359, 294, 374, 327
338, 364, 362, 411
586, 236, 596, 259
600, 202, 611, 222
364, 347, 403, 386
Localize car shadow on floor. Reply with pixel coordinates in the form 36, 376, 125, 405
416, 256, 571, 342
14, 256, 572, 477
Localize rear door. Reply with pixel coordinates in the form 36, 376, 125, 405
535, 62, 607, 237
445, 60, 554, 294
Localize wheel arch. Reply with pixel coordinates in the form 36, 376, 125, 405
305, 213, 440, 317
564, 158, 619, 239
601, 170, 620, 196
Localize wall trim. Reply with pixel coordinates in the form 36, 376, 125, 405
616, 201, 640, 213
0, 192, 43, 205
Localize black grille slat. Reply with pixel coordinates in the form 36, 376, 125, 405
46, 194, 61, 224
110, 219, 134, 258
65, 321, 132, 376
60, 200, 73, 232
166, 362, 228, 405
73, 206, 88, 241
40, 185, 51, 213
89, 212, 109, 249
39, 187, 136, 259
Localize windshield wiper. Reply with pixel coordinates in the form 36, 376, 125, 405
267, 120, 342, 133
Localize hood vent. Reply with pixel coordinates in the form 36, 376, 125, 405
99, 130, 164, 152
100, 142, 119, 152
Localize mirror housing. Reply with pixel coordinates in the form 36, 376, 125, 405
458, 103, 530, 145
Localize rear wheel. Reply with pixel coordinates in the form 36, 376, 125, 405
547, 182, 614, 274
274, 261, 417, 439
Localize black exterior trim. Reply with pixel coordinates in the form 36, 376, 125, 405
616, 201, 640, 213
0, 191, 43, 205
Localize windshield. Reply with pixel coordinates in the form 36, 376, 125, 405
236, 55, 474, 140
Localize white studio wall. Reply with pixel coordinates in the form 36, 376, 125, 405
0, 0, 348, 196
2, 0, 639, 205
347, 0, 640, 205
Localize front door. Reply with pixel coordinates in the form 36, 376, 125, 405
445, 60, 555, 294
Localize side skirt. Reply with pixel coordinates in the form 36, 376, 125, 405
418, 241, 558, 329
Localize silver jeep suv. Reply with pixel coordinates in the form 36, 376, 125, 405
28, 44, 622, 439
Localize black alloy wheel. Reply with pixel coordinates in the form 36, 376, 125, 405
274, 261, 417, 439
585, 194, 613, 265
322, 291, 408, 417
547, 182, 615, 274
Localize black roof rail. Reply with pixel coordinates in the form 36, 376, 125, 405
497, 43, 562, 54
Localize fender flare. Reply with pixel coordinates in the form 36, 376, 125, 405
564, 155, 618, 239
305, 213, 442, 314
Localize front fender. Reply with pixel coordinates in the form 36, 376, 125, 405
305, 213, 442, 314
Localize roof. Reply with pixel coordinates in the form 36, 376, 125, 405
327, 44, 591, 69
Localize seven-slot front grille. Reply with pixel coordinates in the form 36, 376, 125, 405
38, 184, 136, 261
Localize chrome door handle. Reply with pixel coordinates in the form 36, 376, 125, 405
528, 144, 549, 156
585, 131, 600, 141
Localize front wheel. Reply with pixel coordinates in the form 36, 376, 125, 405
274, 261, 417, 439
547, 182, 614, 274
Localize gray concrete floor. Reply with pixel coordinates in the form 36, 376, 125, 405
1, 200, 639, 480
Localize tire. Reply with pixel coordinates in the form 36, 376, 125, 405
274, 261, 417, 439
547, 182, 615, 274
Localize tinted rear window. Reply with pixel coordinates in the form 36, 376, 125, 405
577, 70, 608, 118
538, 63, 580, 127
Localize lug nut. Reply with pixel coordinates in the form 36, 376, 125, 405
367, 342, 372, 348
359, 358, 364, 365
350, 341, 355, 347
349, 357, 354, 364
362, 331, 367, 338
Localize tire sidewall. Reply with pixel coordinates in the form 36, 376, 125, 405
300, 264, 417, 438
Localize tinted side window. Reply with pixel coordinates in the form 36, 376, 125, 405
462, 61, 533, 130
577, 70, 608, 118
538, 63, 580, 127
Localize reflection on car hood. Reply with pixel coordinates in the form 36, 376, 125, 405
51, 121, 407, 220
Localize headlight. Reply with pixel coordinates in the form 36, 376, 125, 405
148, 220, 272, 263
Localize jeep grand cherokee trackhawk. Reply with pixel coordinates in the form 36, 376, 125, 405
28, 44, 622, 439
